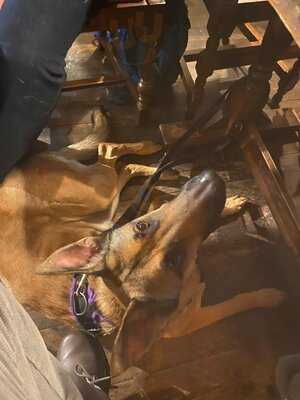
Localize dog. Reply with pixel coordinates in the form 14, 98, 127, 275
0, 110, 284, 376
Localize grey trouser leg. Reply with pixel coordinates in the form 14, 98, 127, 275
0, 280, 82, 400
276, 354, 300, 400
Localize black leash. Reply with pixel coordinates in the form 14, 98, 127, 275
71, 90, 229, 338
114, 90, 229, 228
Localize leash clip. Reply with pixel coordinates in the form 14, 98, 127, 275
75, 274, 88, 296
73, 274, 88, 317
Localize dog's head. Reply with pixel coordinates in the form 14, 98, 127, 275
37, 170, 226, 374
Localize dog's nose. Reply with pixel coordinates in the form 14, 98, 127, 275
184, 170, 224, 192
194, 170, 220, 186
183, 170, 226, 217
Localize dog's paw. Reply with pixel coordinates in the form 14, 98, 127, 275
255, 288, 286, 308
222, 195, 248, 217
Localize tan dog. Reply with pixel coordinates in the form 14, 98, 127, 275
0, 111, 284, 376
0, 110, 174, 321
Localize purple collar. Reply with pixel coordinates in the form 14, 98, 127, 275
69, 274, 112, 333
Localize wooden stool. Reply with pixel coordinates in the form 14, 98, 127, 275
63, 0, 166, 124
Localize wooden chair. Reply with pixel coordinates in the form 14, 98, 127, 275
180, 0, 300, 116
168, 0, 300, 255
62, 0, 166, 124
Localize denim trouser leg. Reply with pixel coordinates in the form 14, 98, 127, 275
117, 0, 189, 87
0, 0, 91, 181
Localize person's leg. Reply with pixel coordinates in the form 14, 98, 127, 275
119, 0, 190, 89
0, 280, 83, 399
288, 373, 300, 400
0, 0, 91, 182
156, 22, 189, 88
275, 354, 300, 399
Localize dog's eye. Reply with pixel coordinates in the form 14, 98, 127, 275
134, 220, 150, 233
133, 220, 151, 239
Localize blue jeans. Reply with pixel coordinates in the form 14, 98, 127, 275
98, 0, 190, 87
0, 0, 91, 181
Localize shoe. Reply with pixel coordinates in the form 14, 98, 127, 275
57, 331, 111, 400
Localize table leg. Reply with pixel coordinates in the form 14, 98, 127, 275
137, 60, 158, 125
225, 18, 299, 252
222, 16, 294, 134
134, 12, 164, 125
241, 123, 300, 254
188, 0, 238, 119
270, 58, 300, 108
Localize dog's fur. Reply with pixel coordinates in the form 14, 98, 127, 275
0, 110, 285, 375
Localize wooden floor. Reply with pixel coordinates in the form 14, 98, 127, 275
28, 2, 300, 400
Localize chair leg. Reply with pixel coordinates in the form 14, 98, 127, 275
270, 58, 300, 109
222, 16, 294, 137
137, 62, 158, 126
134, 12, 164, 126
188, 0, 238, 119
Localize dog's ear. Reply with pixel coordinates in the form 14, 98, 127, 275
36, 236, 105, 275
111, 299, 175, 376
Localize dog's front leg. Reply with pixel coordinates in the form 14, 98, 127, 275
118, 163, 179, 192
215, 195, 249, 228
162, 288, 285, 339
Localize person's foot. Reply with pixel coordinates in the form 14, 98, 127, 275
57, 331, 111, 400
